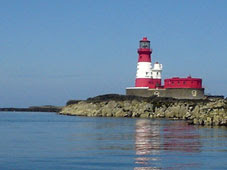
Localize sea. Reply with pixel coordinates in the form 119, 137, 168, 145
0, 112, 226, 170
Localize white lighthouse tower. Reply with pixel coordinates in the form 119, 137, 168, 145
152, 62, 162, 79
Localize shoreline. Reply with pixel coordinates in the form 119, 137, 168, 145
60, 94, 227, 126
1, 94, 226, 126
0, 106, 62, 113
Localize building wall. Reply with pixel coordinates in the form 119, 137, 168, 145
126, 88, 205, 99
164, 77, 202, 89
136, 78, 162, 89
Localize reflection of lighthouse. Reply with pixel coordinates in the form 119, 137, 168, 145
163, 121, 201, 153
134, 119, 161, 169
134, 120, 202, 170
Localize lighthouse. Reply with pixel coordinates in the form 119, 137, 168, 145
126, 37, 204, 99
135, 37, 153, 87
135, 37, 163, 88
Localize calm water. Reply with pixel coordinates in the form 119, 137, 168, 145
0, 112, 226, 170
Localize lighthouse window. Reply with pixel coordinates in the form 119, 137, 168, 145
140, 42, 150, 49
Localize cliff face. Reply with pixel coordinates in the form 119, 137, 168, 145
59, 94, 227, 126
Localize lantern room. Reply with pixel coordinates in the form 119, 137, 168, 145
139, 37, 150, 49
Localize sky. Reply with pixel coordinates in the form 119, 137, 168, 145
0, 0, 227, 107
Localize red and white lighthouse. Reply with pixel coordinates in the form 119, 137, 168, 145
135, 37, 153, 87
126, 37, 204, 99
135, 37, 163, 88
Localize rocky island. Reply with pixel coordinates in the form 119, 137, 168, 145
60, 94, 227, 126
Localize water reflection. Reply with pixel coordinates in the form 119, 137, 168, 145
134, 119, 202, 170
0, 113, 226, 169
163, 121, 201, 153
135, 119, 161, 169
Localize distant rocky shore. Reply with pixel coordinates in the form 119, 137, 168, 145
0, 105, 62, 113
60, 94, 227, 126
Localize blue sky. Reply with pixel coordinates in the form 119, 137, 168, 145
0, 0, 227, 107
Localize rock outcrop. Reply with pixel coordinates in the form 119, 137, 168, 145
59, 94, 227, 126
